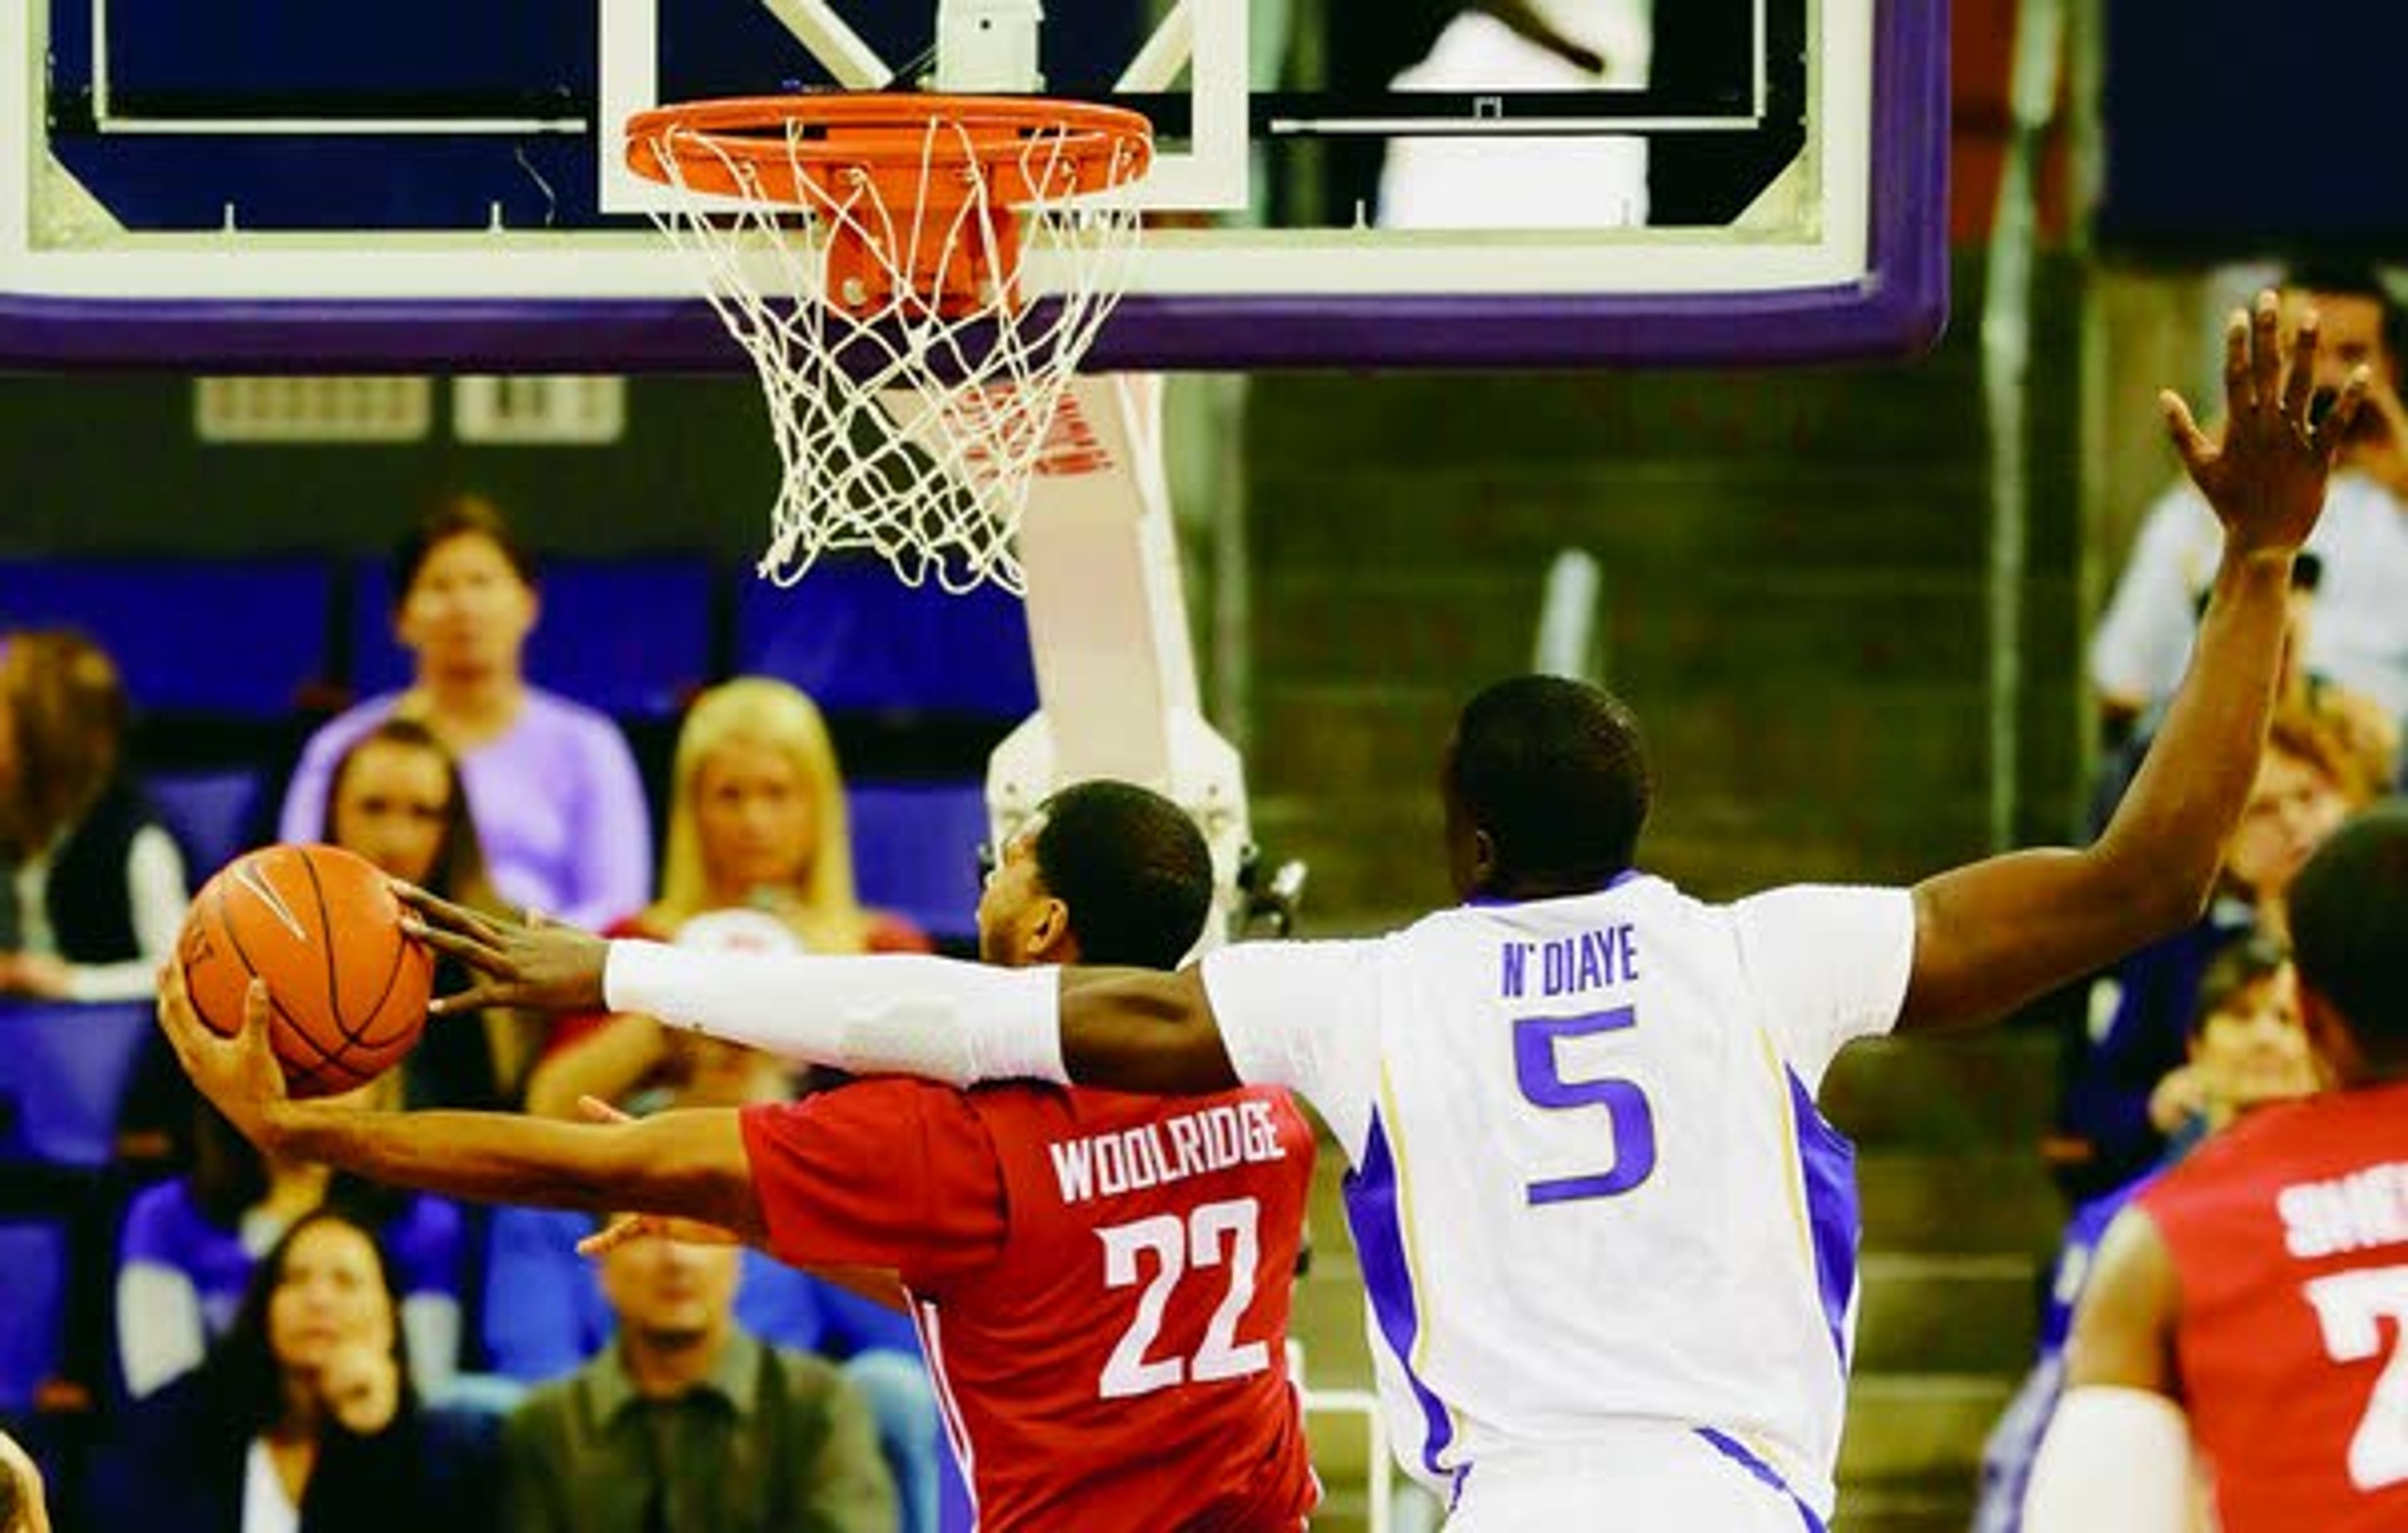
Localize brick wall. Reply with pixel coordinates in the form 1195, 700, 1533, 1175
1238, 254, 2086, 929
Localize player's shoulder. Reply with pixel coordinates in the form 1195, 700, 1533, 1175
2139, 1098, 2325, 1221
1401, 872, 1695, 934
746, 1074, 995, 1157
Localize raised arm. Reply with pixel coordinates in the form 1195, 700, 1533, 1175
154, 962, 768, 1244
1899, 293, 2367, 1033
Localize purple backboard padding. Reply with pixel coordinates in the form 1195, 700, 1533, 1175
0, 2, 1946, 371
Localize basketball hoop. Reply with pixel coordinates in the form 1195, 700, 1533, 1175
626, 93, 1153, 593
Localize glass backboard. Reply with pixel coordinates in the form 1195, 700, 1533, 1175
4, 0, 1948, 370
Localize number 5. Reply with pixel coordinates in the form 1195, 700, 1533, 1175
1513, 1007, 1657, 1205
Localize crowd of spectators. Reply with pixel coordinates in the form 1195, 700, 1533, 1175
0, 493, 954, 1530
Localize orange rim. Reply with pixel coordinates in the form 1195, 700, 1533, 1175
625, 93, 1153, 209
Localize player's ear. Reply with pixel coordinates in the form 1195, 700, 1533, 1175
1024, 896, 1076, 964
2297, 981, 2360, 1089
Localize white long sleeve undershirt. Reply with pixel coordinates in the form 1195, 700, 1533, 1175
603, 940, 1069, 1087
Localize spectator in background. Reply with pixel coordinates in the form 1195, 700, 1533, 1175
0, 1428, 50, 1533
0, 628, 187, 1001
322, 717, 540, 1111
95, 1207, 499, 1533
500, 1218, 895, 1533
278, 493, 651, 931
2091, 265, 2408, 757
1976, 934, 2322, 1531
2054, 708, 2361, 1199
117, 1087, 468, 1403
2087, 549, 2398, 835
525, 677, 927, 1119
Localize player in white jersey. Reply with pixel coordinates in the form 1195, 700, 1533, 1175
409, 295, 2360, 1527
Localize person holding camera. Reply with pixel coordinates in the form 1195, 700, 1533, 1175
2090, 265, 2408, 783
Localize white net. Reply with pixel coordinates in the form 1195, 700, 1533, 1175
636, 108, 1148, 594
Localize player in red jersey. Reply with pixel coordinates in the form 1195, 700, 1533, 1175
156, 779, 1320, 1532
2028, 801, 2408, 1533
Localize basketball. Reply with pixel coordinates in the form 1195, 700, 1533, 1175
178, 843, 435, 1098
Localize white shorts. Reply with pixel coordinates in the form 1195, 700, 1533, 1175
1440, 1429, 1825, 1532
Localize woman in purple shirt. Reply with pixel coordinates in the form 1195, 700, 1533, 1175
278, 495, 650, 931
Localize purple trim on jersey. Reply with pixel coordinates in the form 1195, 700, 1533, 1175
1461, 868, 1644, 909
1787, 1067, 1859, 1372
1341, 1110, 1457, 1485
1695, 1428, 1828, 1533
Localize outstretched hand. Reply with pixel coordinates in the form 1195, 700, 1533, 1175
2164, 289, 2370, 557
393, 885, 610, 1016
155, 960, 289, 1147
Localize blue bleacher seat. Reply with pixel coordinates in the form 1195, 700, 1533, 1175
144, 766, 267, 880
0, 1221, 69, 1414
734, 563, 1037, 719
0, 557, 334, 719
848, 781, 991, 945
351, 554, 717, 722
0, 1000, 155, 1169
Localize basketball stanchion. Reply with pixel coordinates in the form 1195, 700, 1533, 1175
625, 94, 1153, 593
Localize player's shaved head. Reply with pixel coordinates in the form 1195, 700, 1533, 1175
1033, 781, 1214, 969
1445, 675, 1650, 897
2289, 800, 2408, 1067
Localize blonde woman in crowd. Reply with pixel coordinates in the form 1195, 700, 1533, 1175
524, 677, 928, 1119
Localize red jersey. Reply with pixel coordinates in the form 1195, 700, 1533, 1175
740, 1079, 1320, 1531
2138, 1079, 2408, 1532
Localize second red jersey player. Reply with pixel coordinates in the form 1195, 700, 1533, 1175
2135, 1079, 2408, 1532
742, 1077, 1321, 1531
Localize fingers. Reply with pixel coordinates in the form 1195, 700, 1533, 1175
2161, 389, 2214, 477
243, 977, 273, 1036
576, 1094, 636, 1125
2251, 290, 2283, 412
2282, 310, 2321, 426
401, 916, 505, 967
2221, 306, 2253, 415
576, 1216, 646, 1258
393, 881, 506, 937
426, 979, 515, 1017
2322, 365, 2375, 456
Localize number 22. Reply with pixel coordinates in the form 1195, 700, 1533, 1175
1513, 1006, 1658, 1204
1096, 1197, 1270, 1399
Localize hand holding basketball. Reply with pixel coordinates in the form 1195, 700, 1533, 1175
156, 961, 289, 1144
177, 843, 434, 1098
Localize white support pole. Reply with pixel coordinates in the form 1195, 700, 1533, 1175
986, 373, 1253, 949
755, 0, 894, 89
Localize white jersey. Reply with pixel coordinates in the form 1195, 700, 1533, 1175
1201, 873, 1914, 1520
